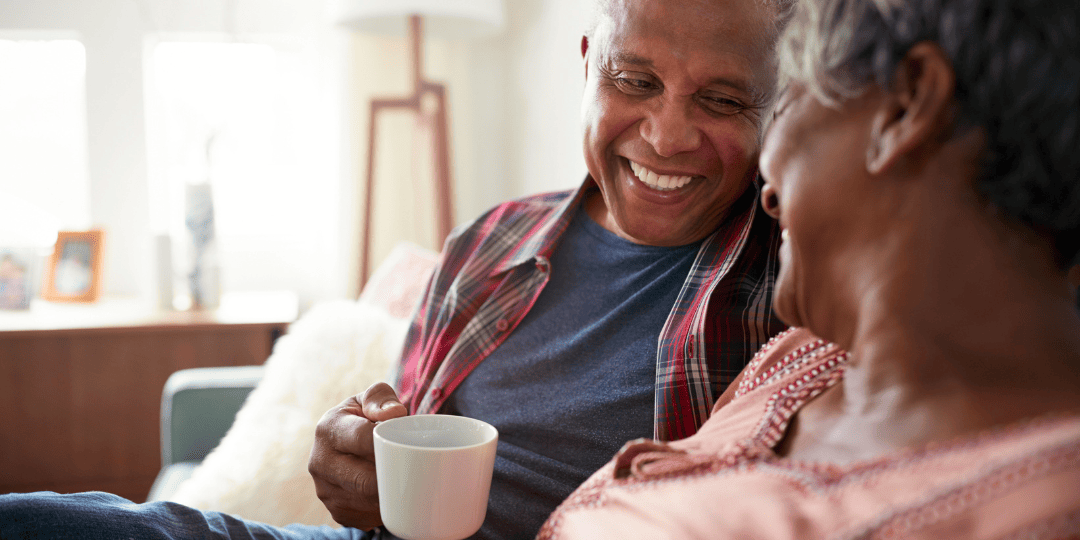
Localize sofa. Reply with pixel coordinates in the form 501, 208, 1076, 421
147, 243, 440, 527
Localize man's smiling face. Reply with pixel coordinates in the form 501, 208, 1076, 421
580, 0, 778, 246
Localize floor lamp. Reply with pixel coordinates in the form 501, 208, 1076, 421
334, 0, 505, 291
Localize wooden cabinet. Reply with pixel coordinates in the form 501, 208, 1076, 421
0, 293, 297, 503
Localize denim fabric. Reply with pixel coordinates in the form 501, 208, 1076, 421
0, 491, 375, 540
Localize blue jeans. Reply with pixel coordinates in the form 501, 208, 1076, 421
0, 491, 376, 540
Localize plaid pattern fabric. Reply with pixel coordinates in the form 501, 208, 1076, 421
393, 177, 786, 441
655, 189, 787, 440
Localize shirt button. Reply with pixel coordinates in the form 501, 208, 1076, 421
430, 387, 443, 399
495, 319, 509, 332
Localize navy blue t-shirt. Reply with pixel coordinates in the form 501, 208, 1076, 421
438, 204, 701, 539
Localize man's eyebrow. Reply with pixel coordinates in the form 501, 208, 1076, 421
609, 51, 654, 69
704, 75, 752, 91
608, 49, 768, 102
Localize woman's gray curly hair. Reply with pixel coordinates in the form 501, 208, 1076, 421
778, 0, 1080, 265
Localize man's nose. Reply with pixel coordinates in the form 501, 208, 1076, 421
639, 99, 702, 157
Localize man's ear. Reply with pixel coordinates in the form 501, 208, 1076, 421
867, 42, 956, 175
581, 36, 590, 78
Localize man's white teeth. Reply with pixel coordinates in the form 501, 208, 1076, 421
629, 160, 693, 191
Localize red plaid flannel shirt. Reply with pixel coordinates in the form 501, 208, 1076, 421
393, 177, 785, 441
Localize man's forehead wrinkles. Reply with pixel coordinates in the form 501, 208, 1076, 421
609, 50, 654, 68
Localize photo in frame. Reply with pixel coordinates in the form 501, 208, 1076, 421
0, 248, 36, 310
42, 230, 104, 303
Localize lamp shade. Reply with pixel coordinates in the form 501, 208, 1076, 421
333, 0, 506, 40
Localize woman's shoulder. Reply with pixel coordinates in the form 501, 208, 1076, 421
850, 415, 1080, 539
540, 323, 1080, 540
540, 414, 1080, 540
709, 327, 846, 414
544, 419, 1080, 540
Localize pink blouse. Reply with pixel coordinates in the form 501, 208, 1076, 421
538, 328, 1080, 539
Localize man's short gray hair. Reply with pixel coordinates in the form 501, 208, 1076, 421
585, 0, 798, 41
779, 0, 1080, 265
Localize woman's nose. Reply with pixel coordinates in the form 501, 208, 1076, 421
760, 180, 781, 220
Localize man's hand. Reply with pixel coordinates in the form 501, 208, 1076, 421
309, 382, 408, 530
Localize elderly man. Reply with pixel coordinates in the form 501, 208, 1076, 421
0, 0, 791, 538
308, 0, 791, 538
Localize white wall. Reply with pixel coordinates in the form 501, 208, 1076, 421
458, 0, 590, 209
503, 0, 590, 197
0, 0, 590, 309
0, 0, 348, 309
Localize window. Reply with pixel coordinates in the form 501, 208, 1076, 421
144, 38, 338, 297
0, 38, 88, 247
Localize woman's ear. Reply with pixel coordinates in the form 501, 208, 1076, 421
867, 42, 956, 175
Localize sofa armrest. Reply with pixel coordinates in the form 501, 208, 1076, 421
160, 365, 265, 468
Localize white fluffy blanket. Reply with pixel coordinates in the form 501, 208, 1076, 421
169, 299, 410, 527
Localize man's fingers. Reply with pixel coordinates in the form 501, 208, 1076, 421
361, 382, 408, 422
311, 462, 383, 529
309, 391, 396, 531
312, 449, 378, 495
315, 405, 378, 458
315, 387, 404, 458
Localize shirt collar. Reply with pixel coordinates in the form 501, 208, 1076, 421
492, 176, 595, 274
491, 174, 765, 274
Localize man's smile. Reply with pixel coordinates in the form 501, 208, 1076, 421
628, 159, 697, 191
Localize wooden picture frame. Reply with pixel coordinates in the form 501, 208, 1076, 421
42, 230, 104, 303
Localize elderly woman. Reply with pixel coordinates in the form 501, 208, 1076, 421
538, 0, 1080, 537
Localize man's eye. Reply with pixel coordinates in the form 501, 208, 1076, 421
699, 95, 744, 115
615, 77, 656, 94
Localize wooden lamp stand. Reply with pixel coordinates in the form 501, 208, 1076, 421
359, 15, 454, 291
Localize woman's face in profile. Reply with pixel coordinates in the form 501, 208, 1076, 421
758, 83, 885, 330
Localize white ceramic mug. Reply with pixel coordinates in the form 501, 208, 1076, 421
373, 414, 499, 540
